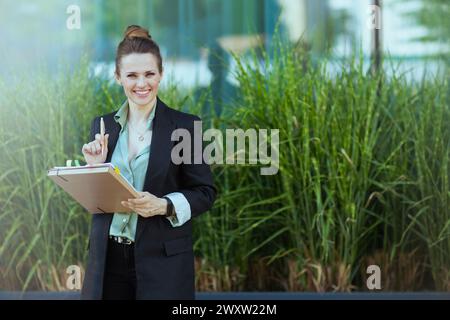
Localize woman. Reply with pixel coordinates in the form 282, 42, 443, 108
80, 25, 216, 300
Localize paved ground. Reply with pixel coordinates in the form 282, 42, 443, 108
1, 291, 450, 300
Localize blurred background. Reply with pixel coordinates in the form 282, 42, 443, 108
0, 0, 448, 294
0, 0, 448, 85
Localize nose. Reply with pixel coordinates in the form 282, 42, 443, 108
137, 75, 146, 87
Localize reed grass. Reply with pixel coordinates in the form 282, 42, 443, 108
0, 41, 448, 291
194, 39, 449, 291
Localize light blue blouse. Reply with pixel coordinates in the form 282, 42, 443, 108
109, 101, 191, 241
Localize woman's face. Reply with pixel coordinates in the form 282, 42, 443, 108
116, 53, 162, 107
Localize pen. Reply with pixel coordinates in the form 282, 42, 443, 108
100, 117, 105, 157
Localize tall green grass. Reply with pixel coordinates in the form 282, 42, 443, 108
0, 42, 448, 291
0, 60, 108, 290
194, 40, 449, 291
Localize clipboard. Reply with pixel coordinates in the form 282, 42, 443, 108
47, 163, 139, 214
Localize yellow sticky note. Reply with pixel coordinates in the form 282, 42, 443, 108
114, 167, 120, 175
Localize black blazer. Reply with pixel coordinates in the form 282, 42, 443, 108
80, 97, 216, 299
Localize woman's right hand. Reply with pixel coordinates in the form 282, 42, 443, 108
82, 133, 109, 165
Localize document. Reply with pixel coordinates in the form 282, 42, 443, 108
47, 163, 138, 214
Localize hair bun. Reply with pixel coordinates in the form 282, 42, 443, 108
124, 25, 151, 40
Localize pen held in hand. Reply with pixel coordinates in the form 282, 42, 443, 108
100, 117, 105, 157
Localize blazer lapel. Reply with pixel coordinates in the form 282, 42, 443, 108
135, 97, 175, 242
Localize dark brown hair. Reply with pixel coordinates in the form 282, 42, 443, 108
115, 25, 163, 76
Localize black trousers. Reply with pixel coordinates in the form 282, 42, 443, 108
102, 239, 137, 300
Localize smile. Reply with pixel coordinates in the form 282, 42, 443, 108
133, 89, 151, 97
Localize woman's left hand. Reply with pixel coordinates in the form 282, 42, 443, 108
121, 192, 167, 218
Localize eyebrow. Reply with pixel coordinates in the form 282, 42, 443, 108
126, 70, 156, 74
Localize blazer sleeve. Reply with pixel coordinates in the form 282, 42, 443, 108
177, 115, 216, 219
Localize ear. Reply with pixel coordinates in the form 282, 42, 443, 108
114, 72, 122, 86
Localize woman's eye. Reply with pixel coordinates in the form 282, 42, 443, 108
127, 74, 136, 78
146, 73, 155, 77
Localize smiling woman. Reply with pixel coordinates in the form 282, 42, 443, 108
119, 53, 161, 104
80, 25, 216, 300
115, 25, 163, 107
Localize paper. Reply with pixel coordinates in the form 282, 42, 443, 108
48, 162, 139, 213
